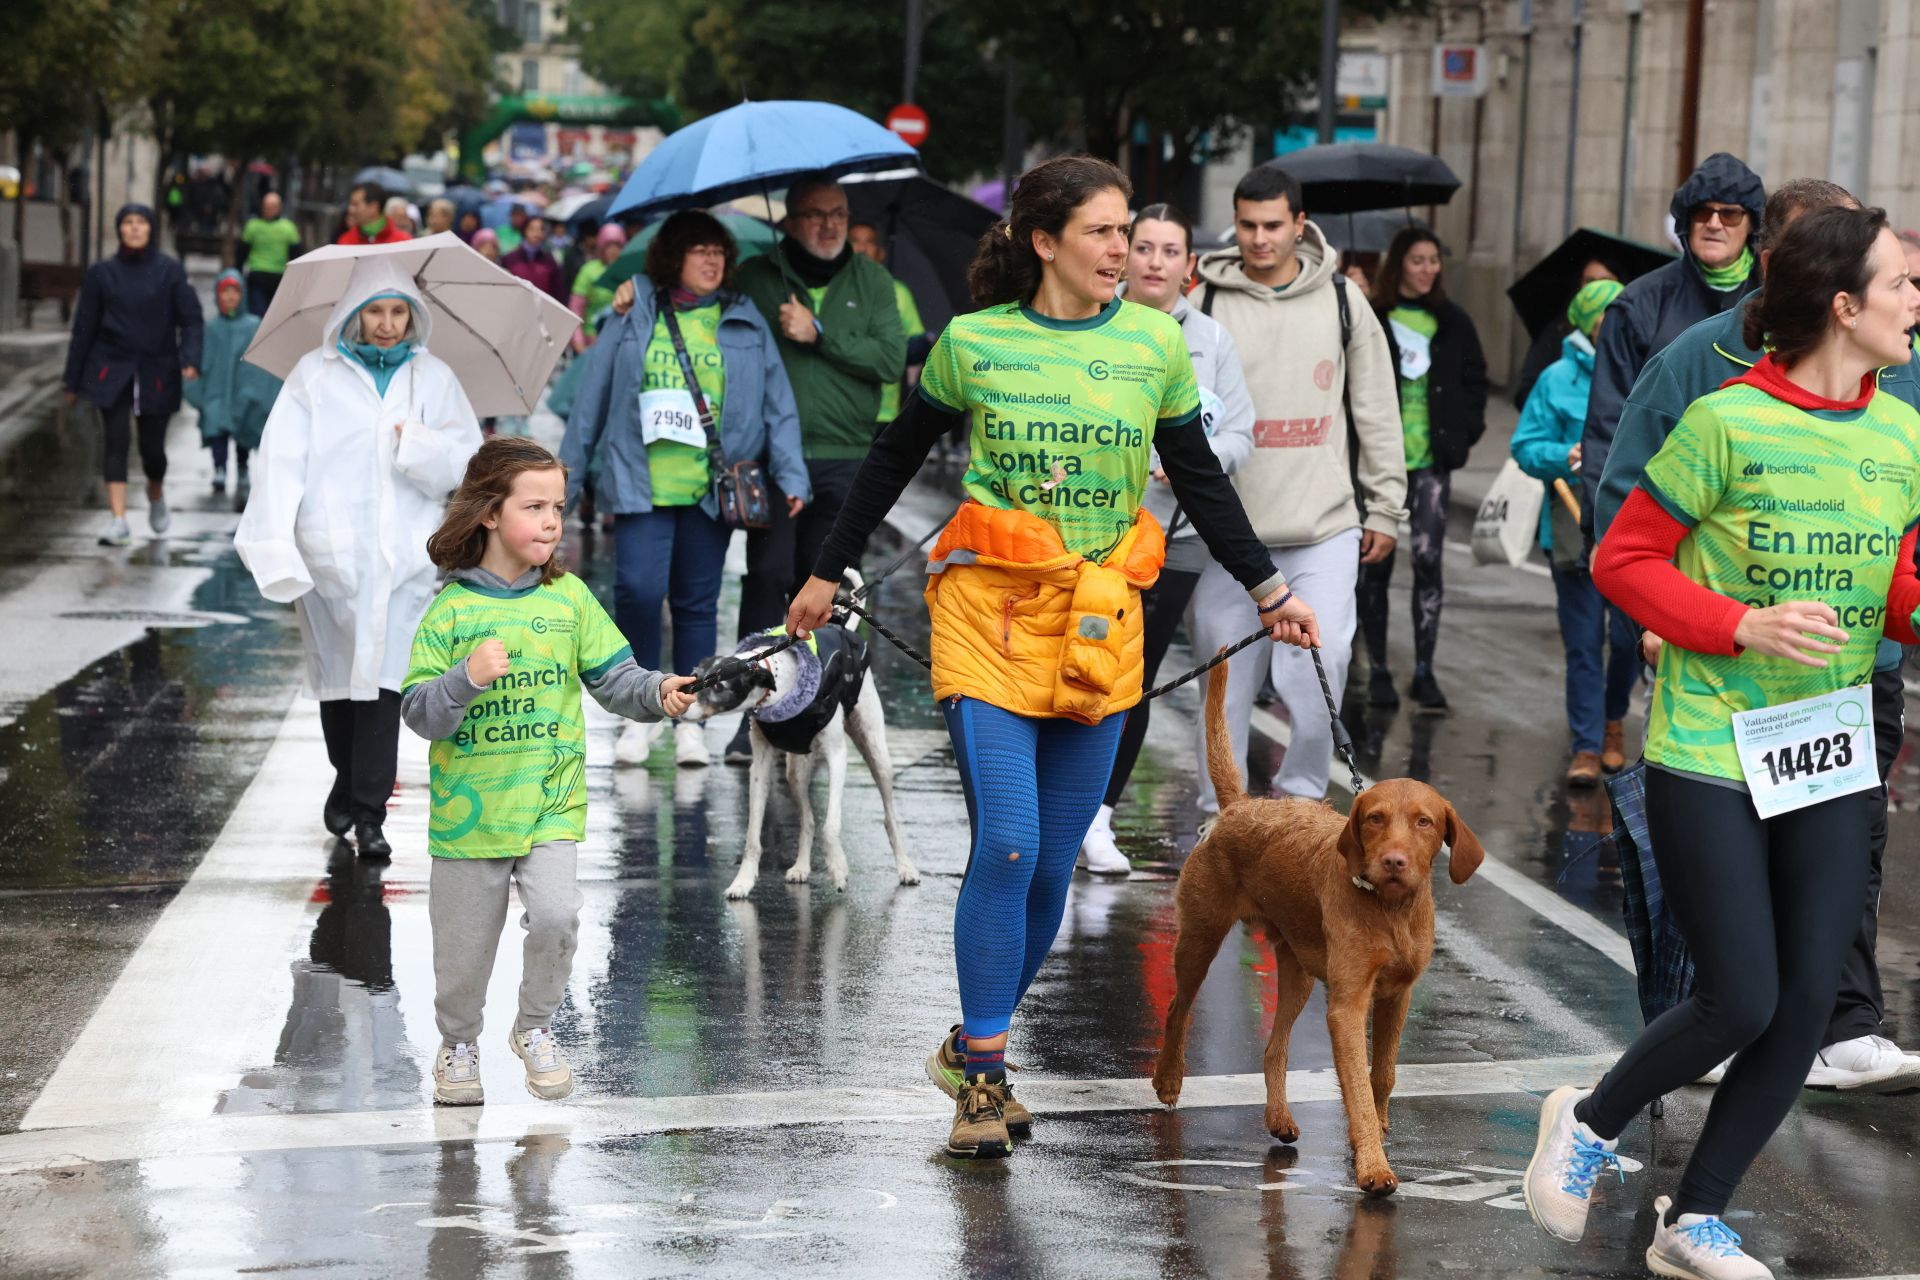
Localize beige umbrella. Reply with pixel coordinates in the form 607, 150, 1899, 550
242, 232, 579, 416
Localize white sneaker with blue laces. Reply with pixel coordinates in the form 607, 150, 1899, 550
1646, 1195, 1773, 1279
1523, 1085, 1623, 1242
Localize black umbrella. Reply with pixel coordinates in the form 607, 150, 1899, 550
1261, 144, 1460, 215
843, 173, 998, 334
1508, 228, 1676, 339
1321, 210, 1434, 255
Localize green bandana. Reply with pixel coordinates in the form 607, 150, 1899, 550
1700, 246, 1753, 292
1567, 279, 1625, 336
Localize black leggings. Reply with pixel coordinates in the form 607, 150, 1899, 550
102, 390, 171, 485
1578, 767, 1871, 1217
1357, 467, 1449, 671
1102, 565, 1201, 808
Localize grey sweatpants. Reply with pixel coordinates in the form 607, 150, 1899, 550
430, 841, 584, 1047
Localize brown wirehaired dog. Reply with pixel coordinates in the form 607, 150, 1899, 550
1151, 662, 1485, 1196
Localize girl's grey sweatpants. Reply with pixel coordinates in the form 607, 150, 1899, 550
430, 841, 583, 1047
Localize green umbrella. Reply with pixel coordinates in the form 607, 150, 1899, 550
601, 210, 778, 288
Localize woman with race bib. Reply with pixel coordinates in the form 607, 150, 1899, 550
561, 210, 809, 768
786, 156, 1319, 1160
1524, 205, 1920, 1280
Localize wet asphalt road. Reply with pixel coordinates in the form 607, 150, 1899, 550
1, 378, 1918, 1280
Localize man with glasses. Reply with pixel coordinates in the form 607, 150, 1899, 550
1579, 153, 1764, 539
729, 172, 905, 762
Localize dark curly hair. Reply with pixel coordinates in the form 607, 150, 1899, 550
1741, 204, 1889, 367
644, 210, 738, 293
968, 155, 1132, 307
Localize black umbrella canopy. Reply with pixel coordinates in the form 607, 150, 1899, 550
1321, 210, 1434, 255
1507, 227, 1677, 339
843, 173, 997, 334
1261, 143, 1461, 216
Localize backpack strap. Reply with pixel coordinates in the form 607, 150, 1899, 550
1332, 275, 1366, 520
1199, 282, 1216, 316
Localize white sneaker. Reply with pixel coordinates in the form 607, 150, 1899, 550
675, 720, 711, 768
1646, 1195, 1773, 1279
614, 718, 663, 765
148, 496, 170, 535
1077, 804, 1131, 877
509, 1027, 574, 1100
1522, 1085, 1622, 1243
1805, 1034, 1920, 1092
98, 516, 132, 547
433, 1041, 483, 1106
1698, 1058, 1731, 1086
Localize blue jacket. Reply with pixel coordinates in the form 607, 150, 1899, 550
560, 288, 810, 517
1511, 331, 1594, 552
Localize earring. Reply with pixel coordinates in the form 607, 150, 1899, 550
1046, 253, 1055, 261
1851, 318, 1859, 329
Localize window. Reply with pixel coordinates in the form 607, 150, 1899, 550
521, 59, 539, 94
521, 1, 541, 42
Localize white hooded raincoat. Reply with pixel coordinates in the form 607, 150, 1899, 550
236, 257, 481, 701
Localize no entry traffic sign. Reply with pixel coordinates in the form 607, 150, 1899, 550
886, 103, 929, 148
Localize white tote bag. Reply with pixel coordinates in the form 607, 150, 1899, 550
1471, 458, 1547, 567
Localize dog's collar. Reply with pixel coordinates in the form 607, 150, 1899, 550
1351, 875, 1378, 894
740, 634, 822, 724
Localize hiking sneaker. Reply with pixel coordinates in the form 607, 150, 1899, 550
1805, 1034, 1920, 1093
614, 718, 663, 766
1602, 720, 1628, 773
1367, 667, 1400, 709
1078, 804, 1131, 877
1567, 751, 1603, 787
947, 1079, 1013, 1159
675, 720, 711, 768
509, 1027, 574, 1100
927, 1026, 1031, 1133
1409, 672, 1449, 713
99, 516, 132, 547
148, 497, 171, 535
1523, 1085, 1622, 1242
723, 717, 754, 765
433, 1041, 483, 1105
1646, 1195, 1773, 1279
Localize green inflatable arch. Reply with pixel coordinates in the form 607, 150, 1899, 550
459, 95, 680, 182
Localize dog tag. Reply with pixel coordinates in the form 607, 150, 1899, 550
1730, 686, 1877, 819
639, 388, 706, 448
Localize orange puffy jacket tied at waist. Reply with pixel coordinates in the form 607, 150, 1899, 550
922, 501, 1166, 724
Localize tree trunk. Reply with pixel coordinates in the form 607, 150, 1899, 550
225, 169, 247, 268
12, 134, 30, 258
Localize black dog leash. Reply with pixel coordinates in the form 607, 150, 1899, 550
1312, 645, 1367, 794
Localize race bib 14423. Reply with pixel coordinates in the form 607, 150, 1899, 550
1730, 686, 1878, 819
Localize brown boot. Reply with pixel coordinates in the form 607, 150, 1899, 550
947, 1080, 1013, 1159
1567, 751, 1603, 787
1601, 721, 1628, 773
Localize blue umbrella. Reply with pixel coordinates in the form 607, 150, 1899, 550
480, 195, 541, 230
607, 100, 917, 219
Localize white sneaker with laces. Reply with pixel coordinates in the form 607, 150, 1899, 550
433, 1041, 483, 1106
148, 496, 170, 535
614, 718, 663, 765
1078, 804, 1130, 877
675, 720, 711, 768
1522, 1085, 1623, 1243
510, 1026, 574, 1099
99, 516, 132, 547
1646, 1195, 1773, 1279
1806, 1034, 1920, 1092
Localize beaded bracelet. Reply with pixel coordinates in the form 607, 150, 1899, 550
1257, 590, 1294, 616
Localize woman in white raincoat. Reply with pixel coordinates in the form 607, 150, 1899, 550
237, 256, 481, 858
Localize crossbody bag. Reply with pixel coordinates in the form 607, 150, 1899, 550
658, 293, 772, 529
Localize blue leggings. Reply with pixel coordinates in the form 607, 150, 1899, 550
943, 697, 1126, 1040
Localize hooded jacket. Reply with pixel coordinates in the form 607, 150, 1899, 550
1193, 221, 1409, 547
236, 256, 482, 700
1510, 330, 1596, 553
64, 204, 205, 413
184, 268, 281, 449
1579, 153, 1765, 529
560, 286, 810, 517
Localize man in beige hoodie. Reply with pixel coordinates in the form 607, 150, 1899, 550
1189, 167, 1408, 809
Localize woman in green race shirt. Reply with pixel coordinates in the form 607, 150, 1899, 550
1525, 205, 1920, 1280
568, 223, 628, 352
786, 156, 1320, 1161
560, 211, 810, 768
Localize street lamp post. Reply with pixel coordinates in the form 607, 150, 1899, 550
1318, 0, 1341, 145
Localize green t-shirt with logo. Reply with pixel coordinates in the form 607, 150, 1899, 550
571, 259, 616, 333
918, 295, 1200, 561
1389, 305, 1437, 471
878, 280, 927, 423
402, 572, 632, 859
643, 301, 727, 507
1639, 382, 1920, 782
241, 217, 301, 275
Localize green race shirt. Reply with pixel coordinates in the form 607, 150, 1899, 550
1640, 381, 1920, 782
1389, 305, 1437, 471
878, 279, 927, 423
402, 573, 632, 858
241, 217, 300, 275
643, 301, 727, 507
919, 296, 1200, 560
571, 259, 617, 333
